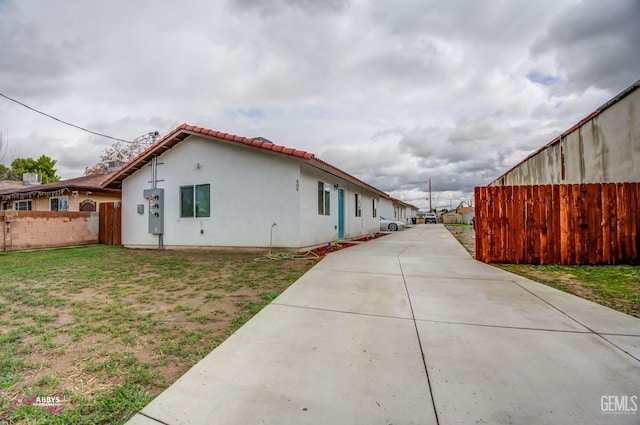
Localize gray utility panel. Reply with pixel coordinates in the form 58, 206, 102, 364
143, 188, 164, 235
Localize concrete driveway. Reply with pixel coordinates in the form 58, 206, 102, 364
127, 225, 640, 425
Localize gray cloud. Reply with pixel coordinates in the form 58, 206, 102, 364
230, 0, 349, 15
531, 0, 640, 92
0, 17, 80, 98
0, 0, 635, 210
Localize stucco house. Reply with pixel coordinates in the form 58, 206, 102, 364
103, 124, 391, 250
0, 173, 121, 212
440, 206, 475, 225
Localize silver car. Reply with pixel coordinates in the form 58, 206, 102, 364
379, 216, 405, 231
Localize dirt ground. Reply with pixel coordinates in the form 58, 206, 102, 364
0, 246, 322, 422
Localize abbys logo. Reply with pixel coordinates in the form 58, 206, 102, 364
35, 396, 61, 406
601, 395, 638, 414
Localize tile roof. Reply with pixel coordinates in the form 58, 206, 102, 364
103, 124, 389, 198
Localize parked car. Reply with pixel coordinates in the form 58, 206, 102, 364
380, 216, 405, 231
425, 212, 437, 223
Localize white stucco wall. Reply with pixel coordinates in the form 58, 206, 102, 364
378, 198, 394, 220
122, 136, 382, 249
298, 166, 340, 246
343, 185, 379, 238
122, 136, 302, 248
298, 166, 380, 246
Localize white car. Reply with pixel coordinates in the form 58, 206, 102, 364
379, 216, 405, 231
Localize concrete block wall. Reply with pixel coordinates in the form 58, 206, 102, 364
1, 211, 99, 251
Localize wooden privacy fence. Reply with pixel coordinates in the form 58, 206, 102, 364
99, 202, 122, 245
474, 183, 640, 265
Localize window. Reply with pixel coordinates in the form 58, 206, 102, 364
355, 193, 362, 217
0, 202, 6, 210
50, 196, 69, 212
180, 184, 210, 218
317, 181, 330, 215
14, 200, 32, 211
372, 198, 377, 217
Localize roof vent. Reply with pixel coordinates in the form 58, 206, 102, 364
22, 173, 42, 186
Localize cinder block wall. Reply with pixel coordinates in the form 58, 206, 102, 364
0, 211, 99, 251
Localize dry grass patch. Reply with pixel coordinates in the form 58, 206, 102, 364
0, 245, 317, 424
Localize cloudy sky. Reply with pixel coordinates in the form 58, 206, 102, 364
0, 0, 637, 210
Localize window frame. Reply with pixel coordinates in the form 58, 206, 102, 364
354, 193, 362, 217
49, 196, 69, 212
372, 198, 377, 217
317, 181, 330, 216
14, 200, 32, 211
180, 183, 211, 219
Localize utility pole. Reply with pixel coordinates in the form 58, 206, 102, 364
425, 178, 432, 212
429, 178, 432, 212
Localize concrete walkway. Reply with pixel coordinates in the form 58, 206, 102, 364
127, 225, 640, 425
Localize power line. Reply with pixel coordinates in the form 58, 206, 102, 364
0, 92, 132, 143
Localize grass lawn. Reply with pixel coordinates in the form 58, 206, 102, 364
495, 264, 640, 318
0, 245, 318, 424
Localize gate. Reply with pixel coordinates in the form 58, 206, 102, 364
99, 202, 122, 245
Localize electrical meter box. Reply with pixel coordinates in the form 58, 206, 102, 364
143, 188, 164, 235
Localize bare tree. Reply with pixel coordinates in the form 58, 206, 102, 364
0, 131, 7, 179
84, 131, 159, 175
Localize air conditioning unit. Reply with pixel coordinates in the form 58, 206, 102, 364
22, 173, 42, 185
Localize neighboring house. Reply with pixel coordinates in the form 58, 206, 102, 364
441, 211, 458, 224
103, 124, 391, 250
441, 206, 475, 224
490, 79, 639, 186
0, 173, 121, 212
458, 206, 475, 224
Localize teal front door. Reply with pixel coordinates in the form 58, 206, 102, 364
338, 188, 345, 238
